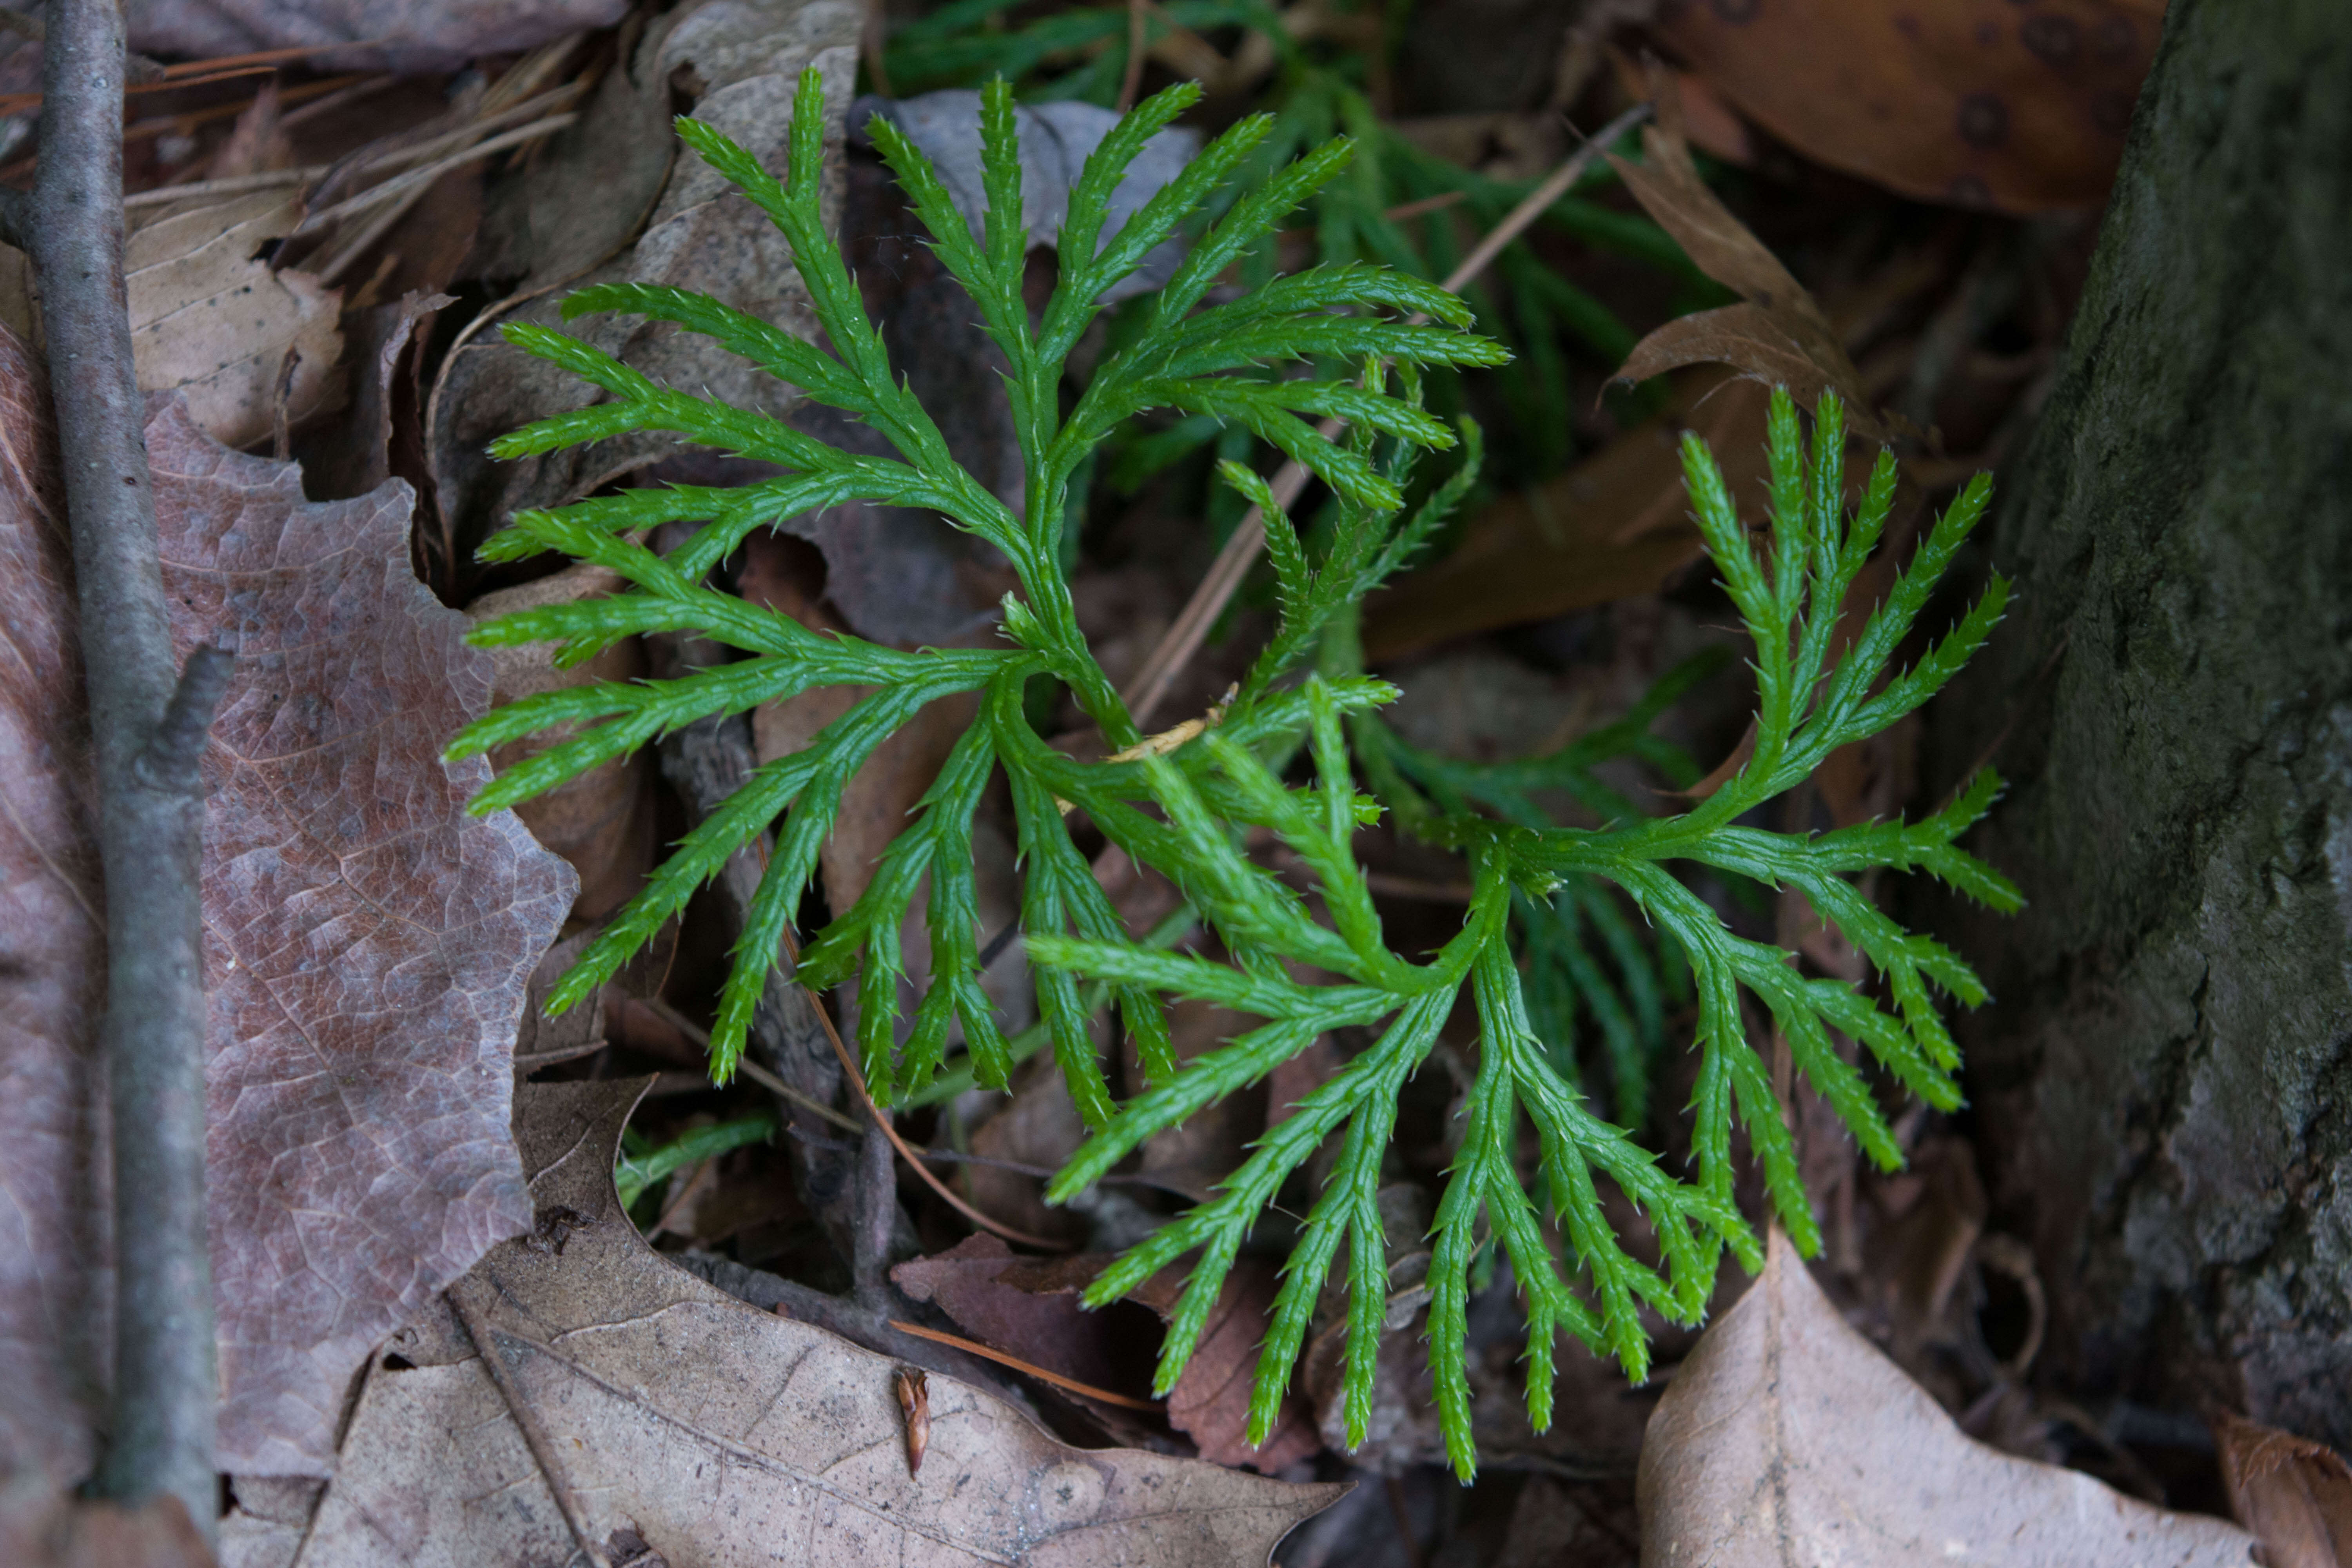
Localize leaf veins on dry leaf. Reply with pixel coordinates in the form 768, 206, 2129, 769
0, 322, 574, 1481
254, 1079, 1342, 1567
0, 189, 343, 452
1637, 1229, 2258, 1567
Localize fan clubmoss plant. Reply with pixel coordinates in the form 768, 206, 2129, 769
446, 71, 2019, 1480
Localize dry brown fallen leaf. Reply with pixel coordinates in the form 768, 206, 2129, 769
892, 1235, 1157, 1414
155, 398, 577, 1477
984, 1248, 1327, 1474
0, 189, 343, 450
276, 1078, 1343, 1566
428, 0, 859, 572
1638, 1229, 2258, 1567
468, 563, 658, 924
2214, 1410, 2352, 1568
0, 1477, 216, 1568
123, 0, 629, 74
1607, 71, 1909, 446
0, 322, 577, 1483
0, 328, 105, 1496
1363, 372, 1769, 661
1654, 0, 2163, 214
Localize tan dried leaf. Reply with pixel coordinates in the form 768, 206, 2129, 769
0, 191, 343, 450
294, 1079, 1343, 1566
1637, 1230, 2258, 1567
2214, 1410, 2352, 1568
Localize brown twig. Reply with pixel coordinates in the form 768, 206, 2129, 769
861, 0, 895, 97
888, 1321, 1164, 1409
782, 921, 1075, 1252
1118, 0, 1150, 112
1119, 100, 1654, 727
27, 0, 232, 1532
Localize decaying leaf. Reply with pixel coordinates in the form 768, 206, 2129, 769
1654, 0, 2162, 214
0, 191, 343, 450
294, 1079, 1344, 1566
893, 1235, 1152, 1408
0, 321, 572, 1481
1129, 1261, 1324, 1474
1363, 372, 1769, 660
0, 1478, 216, 1568
1637, 1230, 2257, 1566
2214, 1410, 2352, 1568
0, 328, 104, 1495
1607, 73, 1908, 444
292, 289, 451, 505
152, 398, 575, 1473
468, 564, 657, 924
895, 1367, 933, 1475
123, 0, 630, 74
428, 0, 860, 570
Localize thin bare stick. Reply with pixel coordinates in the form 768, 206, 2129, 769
1119, 101, 1653, 726
297, 113, 579, 234
782, 924, 1075, 1252
645, 998, 869, 1135
122, 165, 326, 207
1118, 0, 1149, 112
861, 0, 895, 98
449, 1281, 615, 1568
888, 1321, 1164, 1409
28, 0, 232, 1533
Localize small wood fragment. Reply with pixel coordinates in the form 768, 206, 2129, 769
894, 1367, 930, 1476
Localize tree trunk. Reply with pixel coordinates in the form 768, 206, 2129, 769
1926, 0, 2352, 1443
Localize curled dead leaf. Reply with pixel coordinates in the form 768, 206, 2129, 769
1637, 1229, 2257, 1566
1364, 372, 1771, 661
895, 1367, 931, 1476
2214, 1410, 2352, 1568
1606, 68, 1912, 446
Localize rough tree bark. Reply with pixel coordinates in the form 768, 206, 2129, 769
1927, 0, 2352, 1445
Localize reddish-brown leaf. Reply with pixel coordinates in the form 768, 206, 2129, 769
1129, 1261, 1324, 1473
0, 327, 105, 1494
1606, 70, 1912, 445
893, 1235, 1145, 1402
151, 397, 577, 1474
2215, 1410, 2352, 1568
1655, 0, 2163, 214
0, 321, 574, 1483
